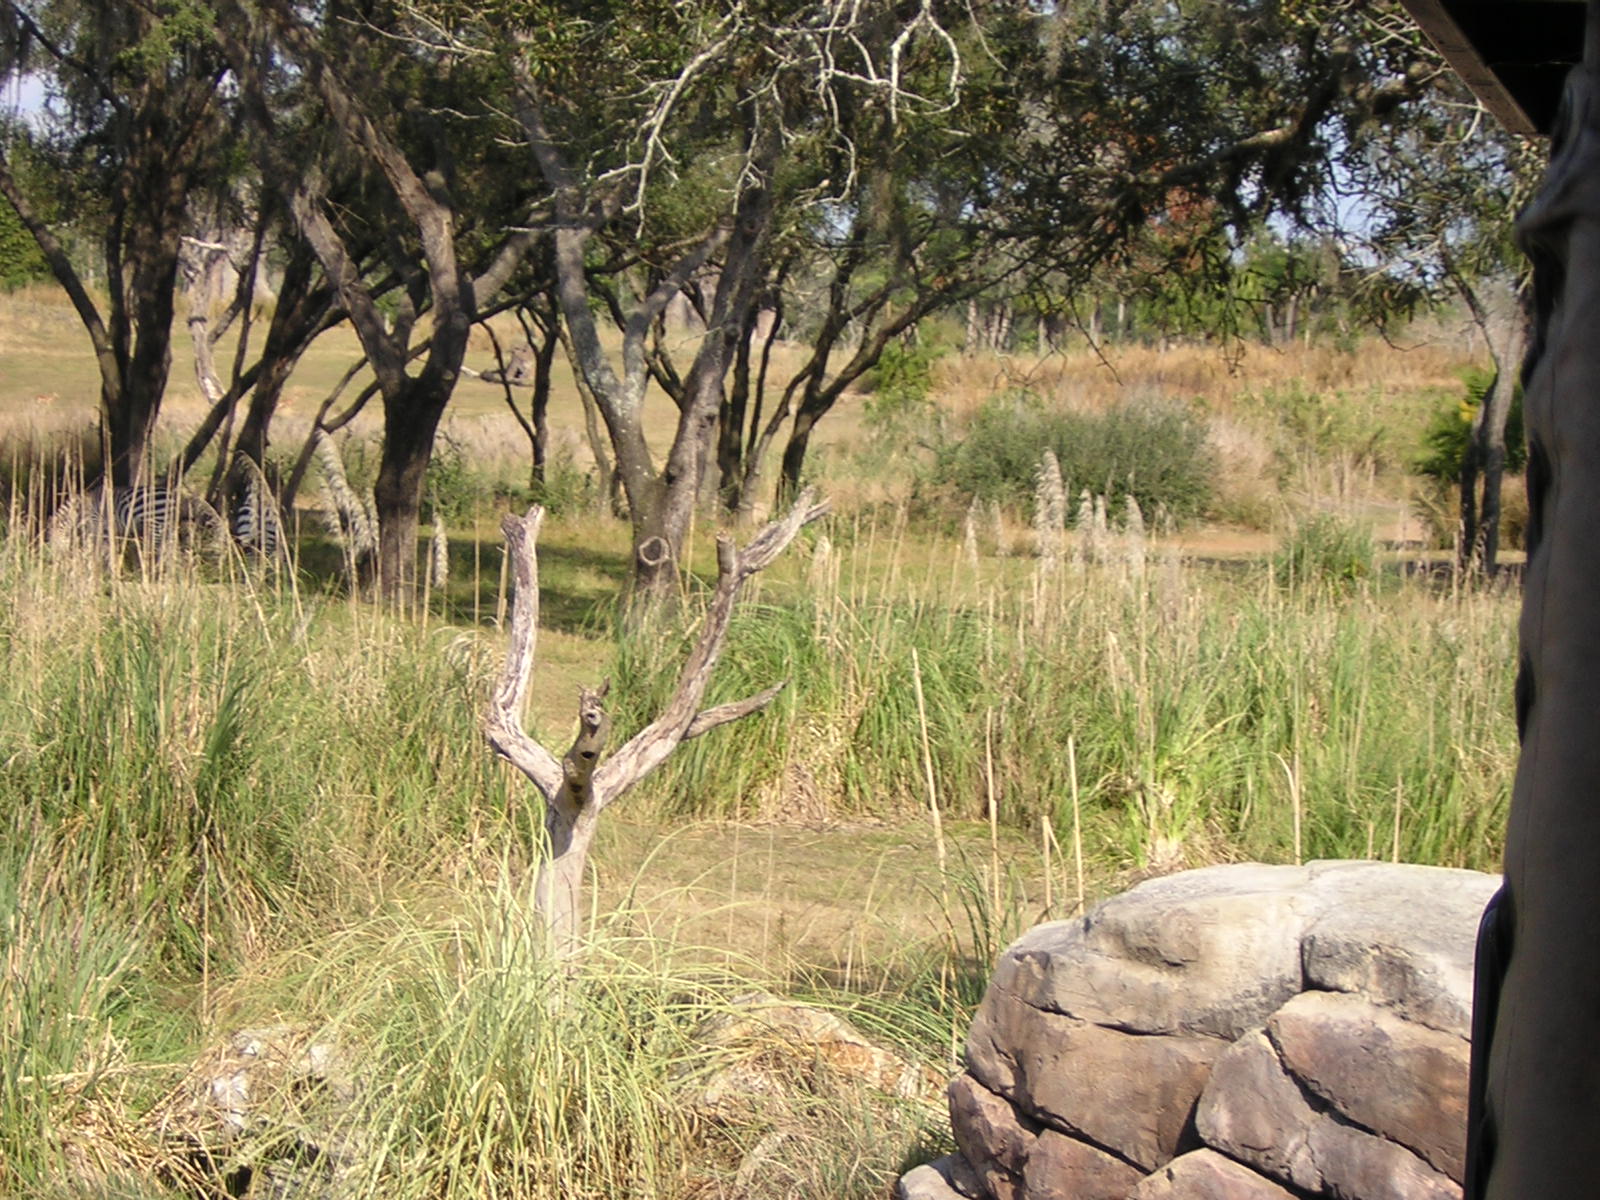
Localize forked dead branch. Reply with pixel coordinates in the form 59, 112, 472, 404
486, 489, 830, 952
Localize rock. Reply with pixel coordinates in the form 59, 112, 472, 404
682, 991, 944, 1122
1129, 1149, 1297, 1199
1300, 862, 1498, 1036
987, 864, 1317, 1040
949, 1073, 1037, 1200
898, 1154, 985, 1200
901, 862, 1498, 1200
1299, 1120, 1460, 1200
182, 1025, 355, 1139
1193, 1031, 1315, 1185
1198, 1029, 1459, 1200
966, 985, 1222, 1170
145, 1025, 360, 1200
1022, 1130, 1144, 1200
1269, 990, 1470, 1181
949, 1074, 1145, 1200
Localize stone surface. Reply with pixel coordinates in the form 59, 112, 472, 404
1129, 1149, 1297, 1199
988, 863, 1318, 1039
1022, 1130, 1144, 1200
682, 991, 943, 1122
1299, 862, 1498, 1036
903, 862, 1497, 1200
1269, 990, 1470, 1181
1193, 1031, 1315, 1184
142, 1025, 361, 1200
950, 1073, 1037, 1200
967, 985, 1222, 1170
898, 1155, 985, 1200
1199, 1029, 1459, 1200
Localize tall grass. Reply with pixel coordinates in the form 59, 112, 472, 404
0, 475, 1519, 1196
204, 881, 949, 1200
0, 526, 960, 1198
0, 854, 157, 1194
0, 543, 525, 973
614, 520, 1516, 874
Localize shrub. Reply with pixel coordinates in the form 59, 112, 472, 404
935, 390, 1212, 522
0, 198, 47, 290
862, 341, 943, 437
1414, 366, 1526, 483
1273, 513, 1377, 590
425, 433, 497, 521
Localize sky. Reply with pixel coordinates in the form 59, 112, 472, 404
2, 71, 47, 127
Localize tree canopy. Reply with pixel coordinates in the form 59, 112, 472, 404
0, 0, 1534, 596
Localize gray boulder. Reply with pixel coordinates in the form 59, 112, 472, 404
901, 860, 1497, 1200
1269, 991, 1470, 1180
965, 984, 1222, 1170
898, 1155, 985, 1200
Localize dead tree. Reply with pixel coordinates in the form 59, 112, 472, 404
485, 490, 829, 952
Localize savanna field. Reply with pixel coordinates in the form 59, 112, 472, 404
0, 289, 1521, 1197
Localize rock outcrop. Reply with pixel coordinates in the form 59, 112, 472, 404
898, 860, 1498, 1200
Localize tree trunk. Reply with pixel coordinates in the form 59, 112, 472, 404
104, 78, 206, 487
626, 183, 773, 607
530, 317, 559, 488
229, 239, 331, 478
374, 381, 451, 603
778, 399, 824, 504
723, 289, 785, 518
717, 307, 757, 511
104, 211, 181, 487
554, 320, 617, 509
532, 816, 597, 954
1458, 277, 1529, 576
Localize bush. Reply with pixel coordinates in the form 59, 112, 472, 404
935, 390, 1212, 522
1414, 367, 1526, 483
0, 199, 48, 290
862, 341, 942, 437
1273, 513, 1377, 590
425, 434, 497, 521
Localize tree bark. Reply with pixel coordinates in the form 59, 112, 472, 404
214, 0, 530, 604
1456, 275, 1530, 576
514, 65, 775, 605
0, 52, 220, 490
374, 379, 453, 603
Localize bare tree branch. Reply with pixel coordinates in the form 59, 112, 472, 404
483, 490, 825, 950
485, 506, 565, 800
684, 682, 787, 740
594, 488, 829, 800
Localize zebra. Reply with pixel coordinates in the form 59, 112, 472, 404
228, 468, 285, 559
114, 486, 228, 555
113, 485, 177, 544
48, 484, 226, 557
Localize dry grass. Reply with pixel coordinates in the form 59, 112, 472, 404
925, 336, 1479, 535
0, 286, 1483, 549
931, 336, 1470, 420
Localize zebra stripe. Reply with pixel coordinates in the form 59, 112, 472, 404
116, 487, 227, 554
113, 486, 181, 544
230, 473, 284, 558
